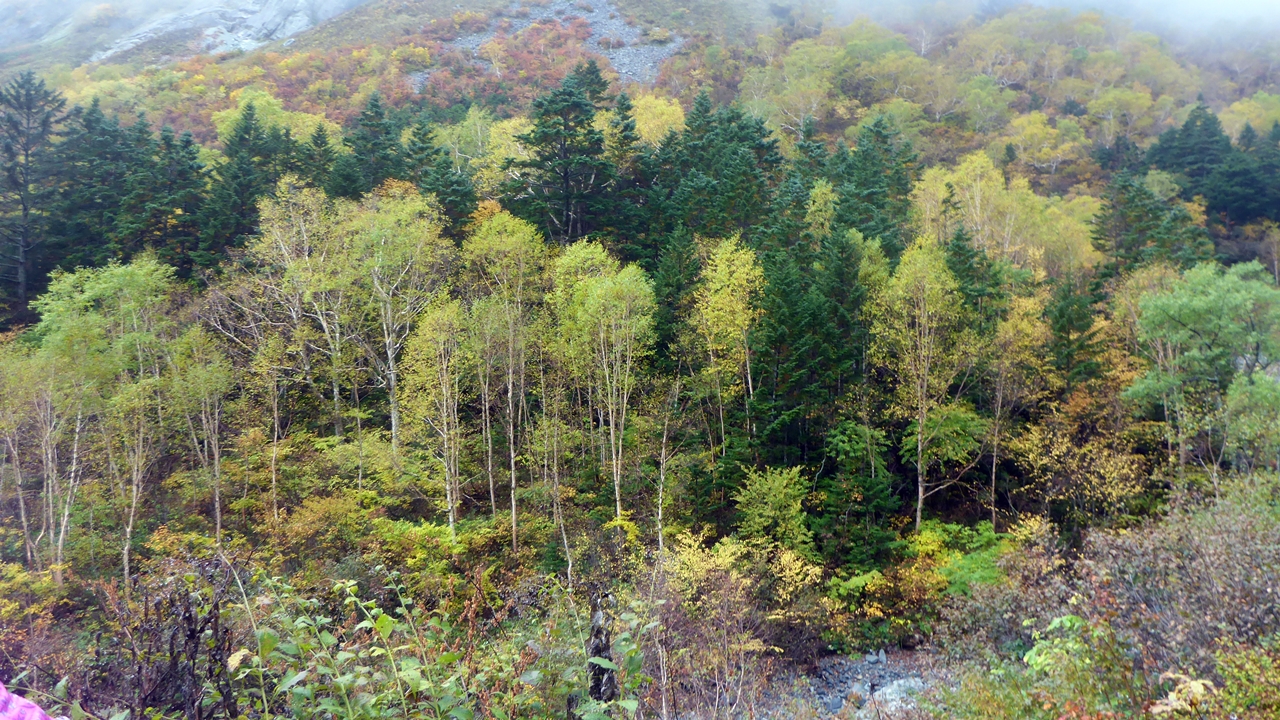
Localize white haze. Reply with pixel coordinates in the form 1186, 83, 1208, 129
825, 0, 1280, 35
3, 0, 1280, 60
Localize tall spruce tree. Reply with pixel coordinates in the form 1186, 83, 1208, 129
325, 153, 367, 200
103, 114, 161, 260
115, 127, 207, 275
639, 91, 782, 246
1091, 173, 1213, 280
1207, 147, 1269, 224
345, 93, 404, 194
402, 117, 476, 231
505, 71, 609, 243
1260, 121, 1280, 219
567, 59, 611, 108
301, 124, 337, 189
197, 103, 274, 267
946, 226, 1007, 332
1147, 104, 1233, 200
1047, 276, 1101, 392
830, 115, 917, 259
47, 100, 143, 269
0, 71, 65, 308
597, 91, 644, 251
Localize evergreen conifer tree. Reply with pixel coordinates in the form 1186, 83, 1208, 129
324, 153, 367, 200
0, 70, 65, 306
47, 100, 138, 269
1047, 277, 1101, 391
104, 114, 161, 259
1206, 148, 1268, 224
301, 125, 337, 189
946, 227, 1007, 331
830, 115, 917, 259
402, 117, 477, 231
1238, 122, 1258, 152
1091, 173, 1213, 280
115, 127, 207, 274
197, 103, 272, 267
504, 74, 608, 242
345, 93, 404, 193
566, 59, 611, 108
1147, 104, 1233, 199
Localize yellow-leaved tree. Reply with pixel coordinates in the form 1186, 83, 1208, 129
871, 235, 984, 529
401, 296, 470, 541
631, 93, 686, 146
552, 241, 655, 530
693, 235, 765, 451
986, 294, 1051, 527
462, 212, 545, 551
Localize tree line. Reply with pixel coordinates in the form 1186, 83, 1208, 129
3, 57, 1280, 599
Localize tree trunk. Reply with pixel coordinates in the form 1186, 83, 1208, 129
270, 378, 281, 523
916, 403, 926, 531
507, 364, 518, 553
481, 378, 496, 518
990, 429, 1000, 530
54, 411, 85, 586
6, 437, 37, 569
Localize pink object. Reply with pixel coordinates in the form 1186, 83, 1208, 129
0, 683, 53, 720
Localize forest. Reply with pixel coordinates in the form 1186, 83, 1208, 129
3, 0, 1280, 717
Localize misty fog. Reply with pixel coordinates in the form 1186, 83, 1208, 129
2, 0, 1280, 87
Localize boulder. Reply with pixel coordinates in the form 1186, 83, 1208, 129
854, 677, 926, 720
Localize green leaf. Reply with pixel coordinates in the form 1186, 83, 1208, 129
107, 711, 130, 720
277, 670, 309, 693
374, 612, 395, 639
70, 702, 85, 720
438, 650, 463, 664
53, 678, 69, 700
491, 708, 509, 720
617, 699, 639, 713
518, 669, 543, 686
588, 657, 619, 671
447, 708, 474, 720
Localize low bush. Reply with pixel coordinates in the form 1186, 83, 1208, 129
828, 520, 1009, 650
935, 476, 1280, 719
1081, 477, 1280, 675
939, 516, 1073, 657
937, 614, 1152, 719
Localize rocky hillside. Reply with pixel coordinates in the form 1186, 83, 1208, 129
0, 0, 766, 77
0, 0, 371, 68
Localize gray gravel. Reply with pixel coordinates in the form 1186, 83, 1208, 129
756, 651, 929, 718
438, 0, 684, 85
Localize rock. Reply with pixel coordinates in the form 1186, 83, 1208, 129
878, 649, 887, 664
865, 652, 879, 664
437, 0, 683, 85
823, 695, 844, 713
855, 677, 926, 720
87, 0, 369, 62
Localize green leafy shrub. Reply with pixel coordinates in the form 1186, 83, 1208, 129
939, 516, 1072, 656
936, 615, 1152, 719
1206, 635, 1280, 718
734, 466, 817, 557
826, 520, 1009, 650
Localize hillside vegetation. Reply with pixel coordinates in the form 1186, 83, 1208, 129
3, 1, 1280, 718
